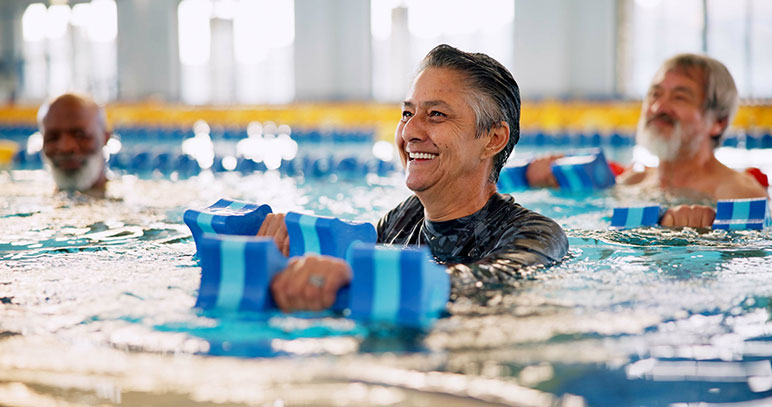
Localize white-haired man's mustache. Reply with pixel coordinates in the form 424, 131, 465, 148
646, 113, 677, 126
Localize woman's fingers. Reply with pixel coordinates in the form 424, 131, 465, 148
256, 213, 289, 254
269, 255, 352, 312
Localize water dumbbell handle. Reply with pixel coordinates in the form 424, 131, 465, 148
611, 198, 771, 230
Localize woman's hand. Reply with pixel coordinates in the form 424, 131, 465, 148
257, 213, 289, 256
270, 255, 352, 312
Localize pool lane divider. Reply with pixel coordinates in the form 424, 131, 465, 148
184, 199, 449, 326
498, 149, 616, 192
610, 198, 771, 230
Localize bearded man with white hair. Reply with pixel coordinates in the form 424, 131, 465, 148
526, 54, 767, 228
618, 53, 767, 226
39, 93, 110, 196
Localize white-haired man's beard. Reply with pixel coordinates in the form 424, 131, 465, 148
636, 113, 701, 163
44, 150, 105, 192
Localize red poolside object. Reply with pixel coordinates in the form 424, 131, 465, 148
608, 161, 626, 177
746, 167, 769, 188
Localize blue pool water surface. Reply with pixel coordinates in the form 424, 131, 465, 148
1, 142, 772, 407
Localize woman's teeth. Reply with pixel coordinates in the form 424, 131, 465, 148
409, 152, 437, 160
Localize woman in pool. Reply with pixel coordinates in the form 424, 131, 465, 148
261, 45, 568, 311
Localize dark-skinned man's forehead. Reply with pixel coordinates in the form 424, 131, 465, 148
43, 104, 99, 126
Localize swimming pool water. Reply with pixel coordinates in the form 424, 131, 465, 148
1, 149, 772, 407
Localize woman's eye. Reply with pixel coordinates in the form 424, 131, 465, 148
429, 111, 446, 117
401, 111, 413, 120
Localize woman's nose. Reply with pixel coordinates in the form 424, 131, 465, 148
400, 115, 427, 143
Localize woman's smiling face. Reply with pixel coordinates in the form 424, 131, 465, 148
395, 67, 491, 195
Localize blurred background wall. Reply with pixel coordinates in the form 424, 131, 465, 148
0, 0, 769, 105
0, 0, 771, 143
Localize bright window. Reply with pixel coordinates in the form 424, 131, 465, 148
626, 0, 704, 98
749, 0, 772, 98
178, 0, 212, 66
370, 0, 515, 102
21, 1, 118, 102
625, 0, 772, 98
177, 0, 295, 105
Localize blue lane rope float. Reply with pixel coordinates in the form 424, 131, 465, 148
183, 198, 273, 252
195, 234, 450, 326
497, 149, 616, 191
284, 212, 377, 258
610, 198, 771, 230
105, 150, 398, 178
0, 126, 732, 149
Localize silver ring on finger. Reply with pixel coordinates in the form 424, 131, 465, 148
308, 274, 325, 288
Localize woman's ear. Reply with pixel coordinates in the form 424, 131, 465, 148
481, 121, 510, 160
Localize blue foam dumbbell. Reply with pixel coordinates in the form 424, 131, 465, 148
497, 159, 530, 191
195, 235, 286, 311
183, 198, 273, 252
345, 242, 449, 325
285, 212, 377, 259
551, 149, 616, 192
194, 234, 450, 326
497, 150, 616, 192
712, 198, 771, 230
611, 198, 771, 230
610, 205, 662, 229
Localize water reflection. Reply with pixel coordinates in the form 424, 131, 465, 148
1, 168, 771, 406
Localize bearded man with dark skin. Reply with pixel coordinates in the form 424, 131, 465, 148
39, 93, 111, 196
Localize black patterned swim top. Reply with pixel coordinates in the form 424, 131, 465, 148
376, 193, 568, 295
